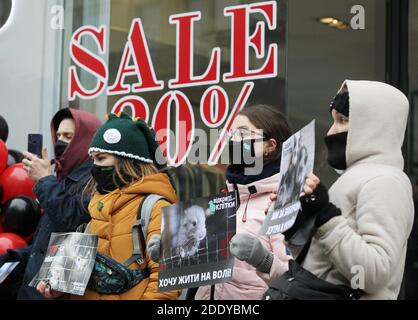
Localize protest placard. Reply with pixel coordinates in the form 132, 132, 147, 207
29, 232, 98, 296
158, 192, 237, 292
260, 120, 315, 236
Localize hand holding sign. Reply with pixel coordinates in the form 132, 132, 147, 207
147, 234, 161, 262
267, 173, 320, 206
36, 280, 65, 299
260, 121, 316, 236
230, 233, 273, 274
29, 232, 98, 296
300, 181, 341, 228
300, 174, 321, 198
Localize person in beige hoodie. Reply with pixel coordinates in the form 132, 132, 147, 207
281, 80, 414, 300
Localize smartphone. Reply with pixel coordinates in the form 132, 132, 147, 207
28, 134, 43, 158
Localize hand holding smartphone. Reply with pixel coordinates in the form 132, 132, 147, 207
28, 134, 43, 158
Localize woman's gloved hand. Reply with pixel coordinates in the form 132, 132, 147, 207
300, 182, 331, 218
299, 175, 341, 227
229, 233, 273, 274
266, 173, 322, 216
267, 173, 341, 235
147, 234, 161, 262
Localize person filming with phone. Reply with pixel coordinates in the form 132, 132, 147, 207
0, 108, 101, 300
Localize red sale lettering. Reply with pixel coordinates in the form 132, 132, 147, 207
168, 11, 221, 88
67, 1, 278, 167
223, 1, 277, 82
200, 86, 229, 129
152, 91, 195, 167
111, 95, 150, 123
107, 18, 163, 95
208, 81, 255, 165
69, 25, 108, 100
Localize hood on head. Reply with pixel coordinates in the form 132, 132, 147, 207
335, 80, 409, 170
51, 108, 102, 180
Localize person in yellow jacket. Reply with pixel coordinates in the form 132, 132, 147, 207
36, 112, 180, 300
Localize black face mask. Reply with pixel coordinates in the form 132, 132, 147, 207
228, 139, 259, 170
54, 140, 68, 159
91, 165, 120, 194
324, 132, 348, 170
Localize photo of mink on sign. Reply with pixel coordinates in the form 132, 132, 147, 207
172, 205, 207, 259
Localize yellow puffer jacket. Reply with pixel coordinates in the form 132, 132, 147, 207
72, 172, 180, 300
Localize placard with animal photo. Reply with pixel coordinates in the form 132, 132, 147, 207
158, 192, 237, 292
29, 232, 98, 296
260, 120, 315, 236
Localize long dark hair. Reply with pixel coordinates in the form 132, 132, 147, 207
238, 104, 292, 158
82, 157, 159, 199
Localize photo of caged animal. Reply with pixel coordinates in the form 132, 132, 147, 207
275, 133, 309, 209
47, 250, 67, 290
44, 235, 94, 292
172, 205, 209, 259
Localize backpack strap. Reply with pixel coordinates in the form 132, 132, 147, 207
76, 222, 92, 234
122, 194, 166, 267
295, 238, 312, 264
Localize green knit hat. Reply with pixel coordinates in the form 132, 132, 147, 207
89, 112, 162, 165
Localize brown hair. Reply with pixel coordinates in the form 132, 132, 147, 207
238, 104, 292, 156
83, 157, 159, 199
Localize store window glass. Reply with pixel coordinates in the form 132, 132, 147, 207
59, 0, 287, 200
59, 0, 389, 188
405, 0, 418, 302
60, 0, 112, 116
409, 0, 418, 177
60, 0, 287, 164
287, 0, 387, 186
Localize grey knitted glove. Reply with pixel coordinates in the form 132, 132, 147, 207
147, 234, 161, 262
229, 233, 273, 273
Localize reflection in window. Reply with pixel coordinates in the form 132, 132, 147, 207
287, 0, 386, 186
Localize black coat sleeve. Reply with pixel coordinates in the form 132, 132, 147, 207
33, 175, 91, 231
